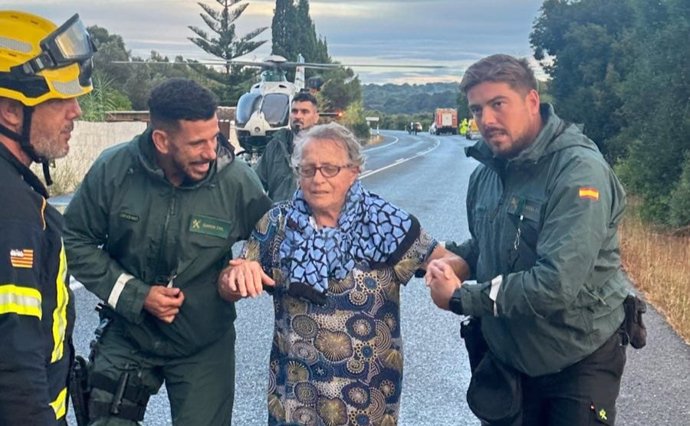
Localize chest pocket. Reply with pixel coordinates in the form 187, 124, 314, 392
188, 214, 233, 247
506, 196, 544, 270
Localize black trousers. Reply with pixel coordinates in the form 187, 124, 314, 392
520, 330, 627, 426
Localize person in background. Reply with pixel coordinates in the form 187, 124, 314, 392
219, 122, 469, 425
427, 54, 630, 425
255, 91, 320, 202
0, 10, 95, 424
63, 78, 272, 425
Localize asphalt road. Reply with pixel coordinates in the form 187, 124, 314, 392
67, 130, 690, 425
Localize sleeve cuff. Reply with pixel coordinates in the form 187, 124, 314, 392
458, 280, 494, 316
449, 287, 464, 315
111, 277, 149, 323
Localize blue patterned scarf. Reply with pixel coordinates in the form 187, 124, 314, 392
279, 180, 418, 302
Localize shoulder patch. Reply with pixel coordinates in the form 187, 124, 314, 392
578, 187, 600, 201
10, 249, 34, 269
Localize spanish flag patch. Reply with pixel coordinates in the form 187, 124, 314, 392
10, 249, 34, 269
578, 187, 600, 201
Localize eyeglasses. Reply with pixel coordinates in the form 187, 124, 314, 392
297, 164, 353, 178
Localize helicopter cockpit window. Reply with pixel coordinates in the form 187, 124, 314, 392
236, 92, 262, 126
261, 69, 286, 82
261, 93, 290, 127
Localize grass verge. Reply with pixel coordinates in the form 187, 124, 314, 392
620, 202, 690, 344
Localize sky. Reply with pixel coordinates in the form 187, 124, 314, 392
5, 0, 546, 85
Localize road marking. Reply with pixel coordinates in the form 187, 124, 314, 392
360, 139, 440, 179
363, 136, 399, 152
68, 134, 435, 291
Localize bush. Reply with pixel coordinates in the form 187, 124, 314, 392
669, 154, 690, 227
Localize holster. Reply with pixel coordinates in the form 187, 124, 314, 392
69, 355, 91, 426
623, 293, 647, 349
460, 317, 489, 373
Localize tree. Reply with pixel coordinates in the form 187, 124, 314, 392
530, 0, 634, 159
79, 74, 132, 121
188, 0, 268, 103
614, 0, 690, 226
272, 0, 298, 60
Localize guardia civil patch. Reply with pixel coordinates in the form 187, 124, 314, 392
10, 249, 34, 269
189, 215, 231, 238
598, 408, 608, 421
579, 187, 600, 201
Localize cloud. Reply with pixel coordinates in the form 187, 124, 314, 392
3, 0, 544, 84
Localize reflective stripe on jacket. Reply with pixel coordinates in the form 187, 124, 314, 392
450, 104, 628, 376
0, 144, 73, 424
64, 129, 272, 357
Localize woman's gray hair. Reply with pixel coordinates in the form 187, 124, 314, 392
291, 122, 366, 169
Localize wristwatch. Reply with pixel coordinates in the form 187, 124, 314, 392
448, 287, 464, 315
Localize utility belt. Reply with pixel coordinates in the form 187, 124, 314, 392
69, 304, 153, 425
459, 293, 647, 425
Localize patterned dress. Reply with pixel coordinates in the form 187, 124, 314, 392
243, 205, 437, 426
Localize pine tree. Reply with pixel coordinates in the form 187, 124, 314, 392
188, 0, 268, 103
189, 0, 267, 71
272, 0, 297, 60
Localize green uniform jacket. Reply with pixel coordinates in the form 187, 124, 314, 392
63, 129, 271, 357
254, 129, 296, 202
0, 144, 74, 424
449, 104, 628, 377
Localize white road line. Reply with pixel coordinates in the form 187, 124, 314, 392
69, 135, 434, 291
360, 139, 441, 179
363, 136, 399, 152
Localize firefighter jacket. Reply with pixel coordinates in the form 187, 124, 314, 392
63, 129, 272, 357
449, 104, 629, 377
0, 144, 74, 424
254, 129, 296, 202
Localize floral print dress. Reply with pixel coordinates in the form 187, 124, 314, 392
243, 205, 437, 426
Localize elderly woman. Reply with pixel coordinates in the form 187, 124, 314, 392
219, 122, 467, 425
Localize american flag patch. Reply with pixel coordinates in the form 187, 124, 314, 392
10, 249, 34, 269
578, 187, 600, 201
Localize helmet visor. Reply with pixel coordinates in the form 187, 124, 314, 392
41, 14, 95, 65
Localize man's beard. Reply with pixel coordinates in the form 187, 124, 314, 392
31, 135, 69, 160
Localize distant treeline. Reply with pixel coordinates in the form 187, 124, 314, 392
362, 83, 458, 115
530, 0, 690, 228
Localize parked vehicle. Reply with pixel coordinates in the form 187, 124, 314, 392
433, 108, 458, 135
466, 118, 481, 140
408, 121, 422, 135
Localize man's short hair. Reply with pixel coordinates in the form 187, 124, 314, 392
292, 92, 318, 108
148, 78, 219, 130
460, 54, 537, 96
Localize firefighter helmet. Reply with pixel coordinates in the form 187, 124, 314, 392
0, 11, 95, 106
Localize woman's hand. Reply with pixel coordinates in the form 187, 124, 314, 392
218, 258, 276, 302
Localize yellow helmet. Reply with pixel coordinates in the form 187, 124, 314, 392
0, 11, 95, 106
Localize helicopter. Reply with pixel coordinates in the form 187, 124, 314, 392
113, 54, 447, 163
224, 54, 448, 163
228, 54, 337, 163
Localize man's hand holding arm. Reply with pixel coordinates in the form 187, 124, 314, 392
423, 244, 471, 312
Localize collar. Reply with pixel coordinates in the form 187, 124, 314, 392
0, 142, 48, 198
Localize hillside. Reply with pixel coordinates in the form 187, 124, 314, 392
362, 82, 458, 114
